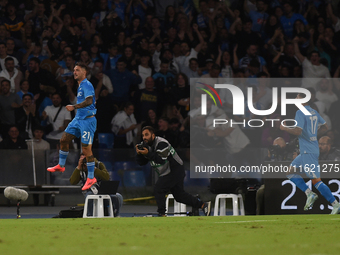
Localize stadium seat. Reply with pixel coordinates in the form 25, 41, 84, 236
101, 161, 113, 180
101, 161, 112, 171
123, 170, 146, 187
165, 194, 186, 216
83, 195, 114, 218
213, 194, 245, 216
113, 161, 146, 187
98, 133, 114, 149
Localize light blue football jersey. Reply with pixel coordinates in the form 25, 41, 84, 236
76, 78, 97, 119
295, 105, 325, 154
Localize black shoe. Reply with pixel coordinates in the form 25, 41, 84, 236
202, 201, 211, 216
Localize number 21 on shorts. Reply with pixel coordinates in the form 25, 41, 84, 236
82, 131, 91, 140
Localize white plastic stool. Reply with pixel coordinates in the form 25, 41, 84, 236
213, 194, 245, 216
83, 195, 114, 218
165, 194, 187, 216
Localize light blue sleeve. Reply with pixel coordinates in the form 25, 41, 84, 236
84, 82, 95, 98
295, 110, 305, 129
317, 112, 326, 125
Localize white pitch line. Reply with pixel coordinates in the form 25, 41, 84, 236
215, 220, 278, 224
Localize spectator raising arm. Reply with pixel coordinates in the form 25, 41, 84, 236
272, 45, 284, 64
326, 3, 340, 32
229, 17, 241, 35
21, 44, 35, 66
24, 0, 38, 22
233, 44, 239, 69
293, 36, 305, 63
193, 23, 204, 53
208, 15, 216, 43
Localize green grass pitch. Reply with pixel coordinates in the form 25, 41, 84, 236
0, 215, 339, 255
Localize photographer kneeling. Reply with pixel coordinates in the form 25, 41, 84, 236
136, 126, 211, 216
70, 154, 123, 217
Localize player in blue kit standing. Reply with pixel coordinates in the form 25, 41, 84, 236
47, 62, 98, 190
280, 93, 340, 214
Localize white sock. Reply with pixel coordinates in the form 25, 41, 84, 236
331, 200, 339, 206
305, 188, 312, 196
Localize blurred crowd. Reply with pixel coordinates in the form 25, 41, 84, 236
0, 0, 339, 158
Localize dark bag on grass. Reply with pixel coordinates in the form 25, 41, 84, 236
58, 206, 84, 218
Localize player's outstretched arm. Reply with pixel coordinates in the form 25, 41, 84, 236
66, 96, 93, 111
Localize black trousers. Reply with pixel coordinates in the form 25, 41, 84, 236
154, 169, 203, 215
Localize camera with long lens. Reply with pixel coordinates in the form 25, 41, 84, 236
269, 144, 286, 161
268, 138, 299, 161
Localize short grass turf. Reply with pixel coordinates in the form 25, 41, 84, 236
1, 215, 340, 255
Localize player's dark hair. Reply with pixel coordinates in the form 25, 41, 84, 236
75, 62, 88, 74
142, 126, 155, 134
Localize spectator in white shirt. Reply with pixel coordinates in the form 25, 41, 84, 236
293, 37, 331, 90
27, 126, 50, 151
41, 93, 72, 148
315, 78, 338, 112
174, 24, 204, 72
137, 52, 153, 89
181, 58, 201, 78
0, 43, 19, 71
0, 57, 23, 93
